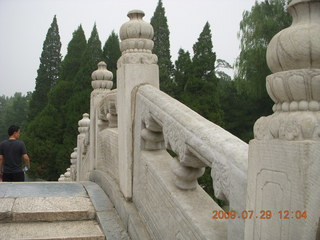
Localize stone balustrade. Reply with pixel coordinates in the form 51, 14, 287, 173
59, 3, 320, 239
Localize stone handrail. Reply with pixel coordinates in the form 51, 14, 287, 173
136, 84, 248, 198
135, 84, 248, 239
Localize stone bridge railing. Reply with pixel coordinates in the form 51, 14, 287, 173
60, 2, 320, 239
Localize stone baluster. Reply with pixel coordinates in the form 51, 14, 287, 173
90, 62, 113, 171
64, 168, 71, 182
70, 148, 77, 181
76, 113, 90, 181
140, 111, 206, 190
245, 1, 320, 239
117, 10, 159, 199
58, 174, 65, 182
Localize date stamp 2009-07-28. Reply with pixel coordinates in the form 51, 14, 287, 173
211, 210, 308, 220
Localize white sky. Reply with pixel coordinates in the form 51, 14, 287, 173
0, 0, 256, 97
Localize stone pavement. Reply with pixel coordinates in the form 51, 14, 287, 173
0, 182, 130, 240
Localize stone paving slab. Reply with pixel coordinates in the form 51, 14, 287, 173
15, 196, 95, 222
81, 181, 131, 240
0, 182, 87, 198
0, 198, 14, 222
0, 220, 105, 240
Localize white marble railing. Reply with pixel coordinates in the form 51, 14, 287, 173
134, 84, 248, 239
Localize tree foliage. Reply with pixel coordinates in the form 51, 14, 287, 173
223, 0, 292, 141
0, 93, 30, 141
23, 25, 88, 180
150, 0, 174, 94
175, 22, 223, 125
28, 16, 62, 121
103, 31, 121, 89
235, 0, 291, 98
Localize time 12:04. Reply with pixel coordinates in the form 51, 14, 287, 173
278, 210, 307, 219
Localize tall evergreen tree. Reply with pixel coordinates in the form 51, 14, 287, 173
173, 48, 192, 99
150, 0, 174, 94
28, 15, 62, 121
102, 31, 121, 89
181, 22, 223, 125
73, 24, 102, 92
59, 25, 87, 84
23, 26, 88, 180
192, 22, 217, 82
60, 24, 103, 171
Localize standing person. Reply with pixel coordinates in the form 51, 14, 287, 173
0, 125, 30, 182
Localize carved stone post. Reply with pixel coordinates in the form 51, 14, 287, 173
117, 10, 159, 199
76, 113, 90, 181
70, 148, 77, 181
245, 1, 320, 239
90, 62, 113, 172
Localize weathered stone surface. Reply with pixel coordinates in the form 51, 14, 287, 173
82, 181, 131, 240
0, 198, 14, 222
246, 140, 320, 240
0, 182, 87, 198
90, 170, 151, 240
0, 220, 105, 240
11, 196, 95, 222
97, 128, 119, 181
97, 211, 130, 240
117, 10, 159, 199
133, 150, 227, 240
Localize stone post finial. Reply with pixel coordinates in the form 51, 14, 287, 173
117, 10, 157, 67
91, 61, 113, 90
254, 0, 320, 140
78, 113, 90, 134
119, 10, 154, 54
246, 1, 320, 238
267, 0, 320, 73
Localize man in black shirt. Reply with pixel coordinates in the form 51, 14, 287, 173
0, 125, 30, 182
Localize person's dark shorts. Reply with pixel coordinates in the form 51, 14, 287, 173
2, 171, 25, 182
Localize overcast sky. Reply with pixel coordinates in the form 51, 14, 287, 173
0, 0, 256, 97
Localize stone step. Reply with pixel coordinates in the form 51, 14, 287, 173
0, 196, 95, 222
0, 220, 105, 240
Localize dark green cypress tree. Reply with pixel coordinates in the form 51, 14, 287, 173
49, 25, 87, 109
73, 24, 102, 92
59, 25, 87, 84
102, 31, 121, 89
28, 15, 62, 121
150, 0, 174, 94
61, 24, 103, 163
181, 22, 223, 125
192, 22, 216, 82
23, 26, 87, 180
173, 48, 192, 99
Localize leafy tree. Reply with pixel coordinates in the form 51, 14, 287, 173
0, 96, 8, 141
150, 0, 174, 94
230, 0, 291, 141
28, 15, 62, 121
0, 93, 30, 141
103, 31, 121, 89
235, 0, 291, 98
